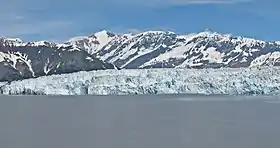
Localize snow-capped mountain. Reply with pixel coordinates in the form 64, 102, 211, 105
0, 37, 115, 82
67, 30, 116, 55
69, 30, 280, 69
1, 30, 280, 82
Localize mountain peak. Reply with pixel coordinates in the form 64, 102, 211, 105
89, 30, 116, 38
0, 37, 23, 44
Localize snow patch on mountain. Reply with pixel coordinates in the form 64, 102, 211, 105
67, 30, 116, 54
1, 37, 71, 49
250, 52, 280, 67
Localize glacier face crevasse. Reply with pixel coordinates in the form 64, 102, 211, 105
1, 67, 280, 95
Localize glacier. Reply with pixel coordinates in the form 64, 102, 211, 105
1, 67, 280, 95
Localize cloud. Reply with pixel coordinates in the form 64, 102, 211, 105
0, 20, 71, 36
97, 0, 253, 7
169, 0, 252, 4
118, 28, 144, 34
0, 0, 72, 41
0, 17, 72, 41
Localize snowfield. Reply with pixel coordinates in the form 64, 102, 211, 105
1, 67, 280, 96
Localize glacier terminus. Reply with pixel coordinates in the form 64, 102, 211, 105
1, 67, 280, 95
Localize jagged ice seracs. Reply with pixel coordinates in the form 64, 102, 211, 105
1, 67, 280, 96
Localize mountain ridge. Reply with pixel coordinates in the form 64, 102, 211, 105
0, 36, 116, 82
1, 30, 280, 81
67, 30, 280, 69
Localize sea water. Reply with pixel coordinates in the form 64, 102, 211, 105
0, 95, 280, 148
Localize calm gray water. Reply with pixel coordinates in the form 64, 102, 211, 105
1, 95, 280, 148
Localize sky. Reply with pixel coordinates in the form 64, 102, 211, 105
1, 0, 279, 42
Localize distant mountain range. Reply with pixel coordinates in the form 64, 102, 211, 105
0, 37, 115, 82
1, 30, 280, 81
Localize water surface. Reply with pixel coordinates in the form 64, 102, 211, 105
1, 95, 280, 148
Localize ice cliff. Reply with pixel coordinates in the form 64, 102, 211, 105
1, 67, 280, 95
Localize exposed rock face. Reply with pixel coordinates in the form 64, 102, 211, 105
0, 37, 115, 82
